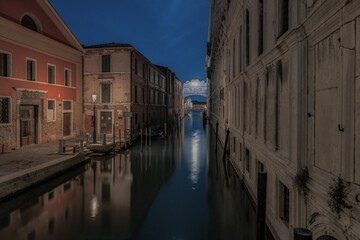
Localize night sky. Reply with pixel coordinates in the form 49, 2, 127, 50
50, 0, 210, 83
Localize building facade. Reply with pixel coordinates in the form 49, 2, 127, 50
207, 0, 360, 239
174, 76, 184, 122
0, 0, 83, 151
83, 43, 170, 141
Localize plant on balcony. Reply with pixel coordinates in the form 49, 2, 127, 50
327, 176, 352, 218
294, 166, 309, 200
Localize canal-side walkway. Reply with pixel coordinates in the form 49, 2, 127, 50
0, 140, 89, 201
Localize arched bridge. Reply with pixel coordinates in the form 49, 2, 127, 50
182, 79, 208, 99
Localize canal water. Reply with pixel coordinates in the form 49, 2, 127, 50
0, 111, 267, 240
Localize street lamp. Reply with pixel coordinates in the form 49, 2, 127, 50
92, 92, 97, 143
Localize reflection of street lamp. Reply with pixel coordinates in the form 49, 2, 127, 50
92, 92, 97, 143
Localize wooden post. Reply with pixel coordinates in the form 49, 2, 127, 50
80, 140, 84, 153
102, 134, 106, 146
113, 123, 115, 151
119, 129, 122, 154
140, 128, 143, 151
215, 122, 219, 153
145, 128, 148, 148
149, 127, 151, 147
257, 172, 267, 240
58, 139, 65, 154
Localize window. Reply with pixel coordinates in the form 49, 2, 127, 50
258, 0, 264, 55
134, 85, 138, 103
63, 101, 72, 110
135, 58, 138, 75
142, 88, 145, 104
48, 217, 55, 234
278, 0, 289, 37
21, 15, 38, 32
64, 69, 71, 86
257, 161, 264, 173
279, 182, 289, 225
47, 100, 56, 121
0, 52, 10, 77
26, 59, 36, 81
135, 113, 138, 124
275, 61, 282, 150
101, 83, 111, 103
0, 97, 10, 124
246, 9, 250, 66
142, 63, 145, 77
232, 39, 236, 78
239, 26, 242, 72
102, 55, 110, 72
47, 64, 55, 84
245, 148, 250, 172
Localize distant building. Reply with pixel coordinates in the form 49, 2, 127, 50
83, 43, 169, 140
174, 75, 183, 122
207, 0, 360, 239
0, 0, 83, 150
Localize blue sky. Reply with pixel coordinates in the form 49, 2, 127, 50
50, 0, 210, 83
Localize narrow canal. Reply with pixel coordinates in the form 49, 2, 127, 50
0, 111, 268, 240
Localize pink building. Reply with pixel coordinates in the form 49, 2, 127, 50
0, 0, 83, 150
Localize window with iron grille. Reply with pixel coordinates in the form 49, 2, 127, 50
48, 64, 55, 84
0, 52, 10, 77
258, 0, 264, 55
63, 101, 72, 110
101, 83, 111, 103
279, 182, 290, 224
27, 59, 36, 81
64, 69, 71, 86
278, 0, 289, 38
102, 55, 110, 72
245, 148, 250, 172
47, 100, 56, 121
0, 97, 10, 124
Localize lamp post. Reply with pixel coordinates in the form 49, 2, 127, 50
92, 92, 97, 143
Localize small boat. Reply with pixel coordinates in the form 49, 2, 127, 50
143, 128, 164, 138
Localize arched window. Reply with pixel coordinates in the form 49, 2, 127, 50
21, 15, 38, 32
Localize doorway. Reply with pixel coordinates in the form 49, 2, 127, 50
20, 105, 38, 146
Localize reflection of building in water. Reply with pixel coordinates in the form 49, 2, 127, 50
0, 176, 84, 240
83, 154, 132, 237
0, 140, 180, 239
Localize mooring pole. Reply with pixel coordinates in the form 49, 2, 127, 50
215, 122, 219, 153
149, 127, 151, 147
257, 172, 267, 240
145, 128, 148, 148
141, 128, 143, 151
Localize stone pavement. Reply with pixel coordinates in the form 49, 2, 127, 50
0, 140, 89, 201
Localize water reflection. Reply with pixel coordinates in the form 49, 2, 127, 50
0, 111, 271, 240
0, 137, 179, 240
